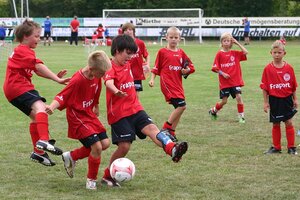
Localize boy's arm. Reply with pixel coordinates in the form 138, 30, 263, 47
105, 79, 127, 97
45, 100, 61, 115
148, 72, 156, 87
232, 38, 248, 55
293, 91, 298, 109
262, 90, 269, 113
93, 104, 100, 116
35, 63, 70, 84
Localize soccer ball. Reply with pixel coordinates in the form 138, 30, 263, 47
110, 158, 135, 183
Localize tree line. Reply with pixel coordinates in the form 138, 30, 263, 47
0, 0, 300, 17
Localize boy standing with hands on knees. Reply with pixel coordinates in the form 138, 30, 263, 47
149, 26, 195, 141
260, 40, 298, 155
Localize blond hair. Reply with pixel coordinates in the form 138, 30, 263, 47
271, 40, 285, 51
88, 50, 111, 73
220, 32, 233, 48
166, 26, 181, 36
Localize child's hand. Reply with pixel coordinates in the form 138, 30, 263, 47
221, 72, 230, 79
45, 105, 54, 115
114, 90, 127, 97
231, 37, 238, 44
93, 106, 100, 116
294, 99, 298, 109
263, 102, 270, 113
149, 80, 155, 87
57, 69, 68, 78
181, 67, 190, 75
57, 77, 71, 85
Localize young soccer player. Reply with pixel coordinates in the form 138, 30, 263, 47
208, 32, 248, 123
46, 50, 112, 190
3, 19, 70, 166
260, 40, 298, 155
101, 34, 188, 187
149, 26, 195, 141
122, 22, 150, 98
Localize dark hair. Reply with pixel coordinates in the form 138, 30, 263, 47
111, 34, 137, 56
14, 19, 40, 42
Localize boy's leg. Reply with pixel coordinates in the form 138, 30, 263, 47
236, 93, 245, 123
272, 123, 281, 150
285, 119, 297, 155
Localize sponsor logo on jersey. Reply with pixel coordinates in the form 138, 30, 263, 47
169, 65, 182, 71
269, 83, 291, 90
83, 99, 94, 108
120, 81, 135, 90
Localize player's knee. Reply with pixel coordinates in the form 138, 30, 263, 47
117, 142, 131, 155
101, 139, 110, 151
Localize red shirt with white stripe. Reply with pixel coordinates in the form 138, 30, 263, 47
211, 50, 247, 90
129, 38, 149, 81
54, 70, 106, 139
104, 61, 143, 125
260, 62, 297, 98
3, 44, 43, 101
151, 48, 195, 102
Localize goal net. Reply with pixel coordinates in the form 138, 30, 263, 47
103, 8, 203, 44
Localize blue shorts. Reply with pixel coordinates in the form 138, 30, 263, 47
110, 110, 153, 145
219, 86, 242, 99
10, 90, 46, 116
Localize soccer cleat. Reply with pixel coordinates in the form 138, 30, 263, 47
36, 140, 63, 155
264, 146, 282, 154
238, 117, 246, 123
209, 109, 217, 120
86, 178, 97, 190
101, 177, 121, 187
288, 147, 298, 155
172, 142, 188, 162
30, 152, 56, 166
62, 151, 76, 178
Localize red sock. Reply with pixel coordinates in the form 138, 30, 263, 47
70, 146, 91, 161
215, 103, 223, 111
103, 167, 111, 179
163, 121, 175, 136
29, 123, 44, 154
87, 155, 101, 180
35, 112, 49, 141
237, 104, 244, 113
286, 125, 295, 148
272, 125, 281, 150
164, 142, 175, 156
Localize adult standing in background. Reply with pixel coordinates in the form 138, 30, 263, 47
70, 16, 80, 46
242, 17, 250, 45
43, 16, 52, 46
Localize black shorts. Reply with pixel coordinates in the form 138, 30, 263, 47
10, 90, 46, 116
244, 32, 249, 37
79, 132, 108, 148
134, 80, 143, 92
220, 86, 242, 99
169, 98, 186, 109
111, 110, 153, 145
269, 95, 297, 123
44, 31, 51, 38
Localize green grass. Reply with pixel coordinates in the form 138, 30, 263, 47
1, 40, 300, 199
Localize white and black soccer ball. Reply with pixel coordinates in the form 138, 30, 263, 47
110, 157, 135, 183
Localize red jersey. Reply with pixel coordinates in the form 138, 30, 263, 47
260, 62, 297, 98
104, 61, 143, 125
130, 38, 149, 81
3, 44, 43, 101
96, 27, 105, 38
211, 50, 247, 90
54, 70, 106, 139
151, 48, 195, 101
70, 19, 79, 32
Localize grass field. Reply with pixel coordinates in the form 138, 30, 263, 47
1, 40, 300, 200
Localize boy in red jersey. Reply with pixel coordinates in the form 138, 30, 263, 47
101, 34, 188, 187
209, 32, 248, 123
149, 26, 195, 141
260, 40, 298, 155
96, 23, 105, 44
3, 20, 70, 166
122, 22, 150, 99
70, 15, 80, 46
46, 51, 112, 189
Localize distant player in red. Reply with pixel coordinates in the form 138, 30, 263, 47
118, 24, 123, 35
3, 20, 70, 166
260, 40, 298, 155
122, 22, 150, 99
149, 26, 195, 141
96, 23, 105, 42
91, 31, 98, 45
101, 35, 188, 187
70, 15, 80, 46
209, 32, 248, 123
46, 51, 112, 189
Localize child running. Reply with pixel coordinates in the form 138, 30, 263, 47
46, 51, 112, 189
3, 19, 70, 166
208, 32, 248, 123
260, 40, 298, 155
101, 34, 188, 187
149, 26, 195, 141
